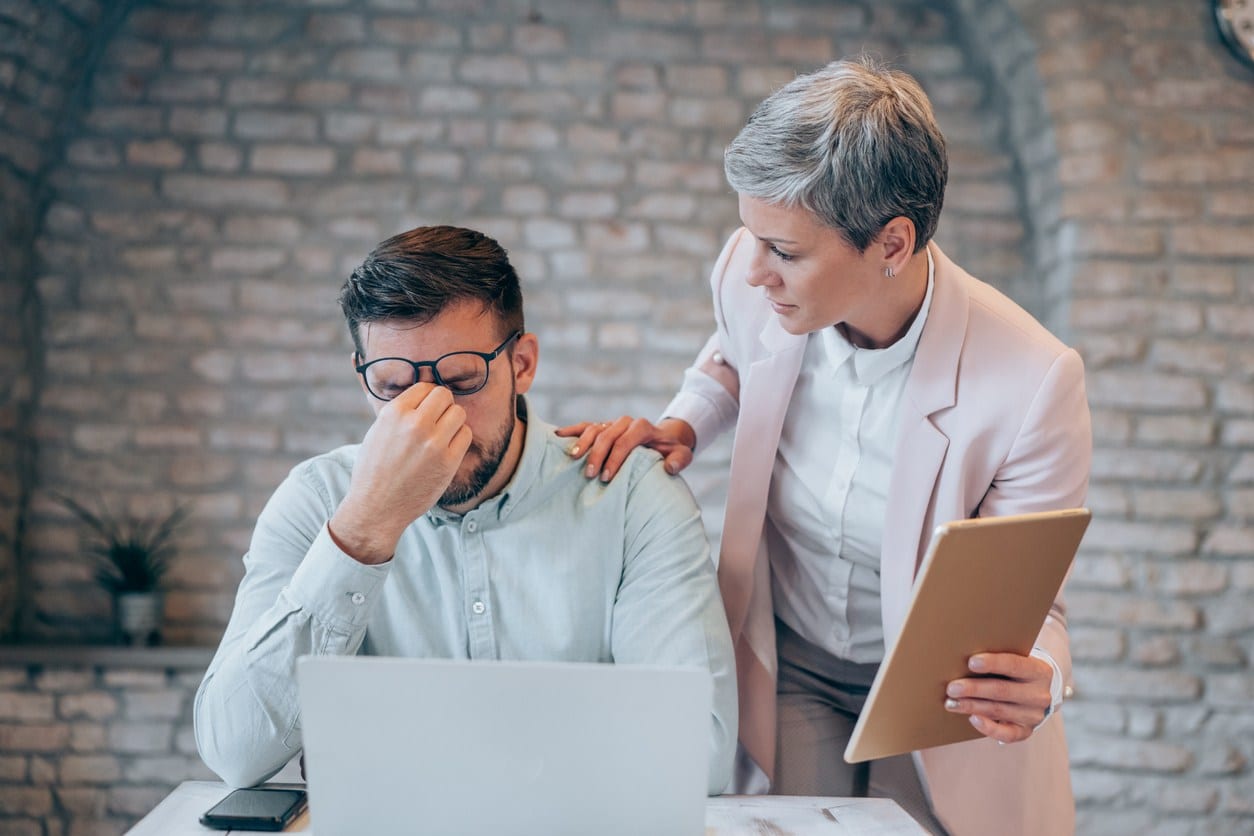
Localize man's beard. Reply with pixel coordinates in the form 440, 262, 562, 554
438, 396, 516, 508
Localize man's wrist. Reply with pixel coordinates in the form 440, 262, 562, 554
328, 508, 399, 565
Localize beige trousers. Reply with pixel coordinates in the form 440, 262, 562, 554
774, 619, 950, 836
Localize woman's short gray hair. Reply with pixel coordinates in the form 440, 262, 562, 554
725, 56, 947, 253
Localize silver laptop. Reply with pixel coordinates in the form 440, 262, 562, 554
296, 656, 710, 836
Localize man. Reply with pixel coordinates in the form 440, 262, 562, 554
194, 226, 737, 794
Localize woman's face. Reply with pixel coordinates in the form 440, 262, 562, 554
738, 194, 886, 338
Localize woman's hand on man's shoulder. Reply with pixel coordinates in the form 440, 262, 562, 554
554, 417, 696, 482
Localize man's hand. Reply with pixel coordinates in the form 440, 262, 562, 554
330, 383, 472, 564
943, 652, 1054, 743
555, 417, 696, 481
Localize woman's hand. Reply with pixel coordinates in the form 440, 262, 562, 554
943, 652, 1054, 743
555, 417, 696, 481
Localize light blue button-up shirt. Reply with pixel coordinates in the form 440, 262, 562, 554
194, 400, 737, 794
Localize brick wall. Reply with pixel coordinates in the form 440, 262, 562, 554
0, 649, 217, 836
1003, 4, 1254, 832
0, 0, 111, 639
0, 1, 1251, 835
19, 0, 1025, 644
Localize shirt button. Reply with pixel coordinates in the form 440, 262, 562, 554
350, 592, 365, 605
471, 600, 486, 615
712, 351, 725, 365
466, 520, 478, 533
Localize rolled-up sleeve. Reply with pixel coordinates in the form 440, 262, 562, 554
193, 463, 389, 788
610, 452, 738, 794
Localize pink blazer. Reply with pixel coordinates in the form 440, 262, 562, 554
665, 229, 1092, 836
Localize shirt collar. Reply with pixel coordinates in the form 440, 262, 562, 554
821, 248, 936, 385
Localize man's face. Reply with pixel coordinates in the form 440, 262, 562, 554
356, 299, 535, 509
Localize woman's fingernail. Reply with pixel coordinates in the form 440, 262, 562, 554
569, 445, 580, 457
969, 656, 987, 672
600, 471, 610, 483
947, 682, 963, 698
969, 715, 984, 730
944, 698, 959, 710
585, 464, 596, 478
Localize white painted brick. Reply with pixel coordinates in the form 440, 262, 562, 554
413, 151, 463, 179
523, 219, 577, 249
106, 723, 171, 755
168, 106, 228, 136
584, 222, 650, 253
1229, 454, 1254, 484
1091, 449, 1204, 482
1069, 591, 1200, 629
234, 111, 317, 141
58, 694, 118, 722
1198, 745, 1247, 776
58, 756, 120, 786
0, 786, 53, 816
1069, 768, 1128, 804
329, 47, 402, 80
1174, 265, 1237, 298
1072, 299, 1202, 334
100, 671, 165, 690
351, 148, 403, 174
162, 175, 287, 208
294, 80, 350, 106
195, 141, 240, 171
418, 86, 483, 113
459, 55, 530, 86
1135, 415, 1216, 446
1226, 418, 1254, 446
0, 724, 70, 753
1131, 489, 1221, 521
1201, 527, 1252, 557
0, 755, 25, 781
557, 192, 617, 219
0, 694, 55, 722
209, 247, 286, 273
54, 786, 107, 817
250, 145, 336, 175
1073, 736, 1188, 777
1174, 225, 1254, 258
1146, 561, 1229, 596
1070, 627, 1125, 662
1149, 339, 1228, 375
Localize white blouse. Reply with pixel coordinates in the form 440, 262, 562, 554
768, 251, 935, 664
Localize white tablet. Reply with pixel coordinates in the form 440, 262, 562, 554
844, 508, 1091, 763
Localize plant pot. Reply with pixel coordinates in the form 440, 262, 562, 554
115, 591, 163, 646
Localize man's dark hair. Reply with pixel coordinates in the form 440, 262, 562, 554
339, 225, 525, 356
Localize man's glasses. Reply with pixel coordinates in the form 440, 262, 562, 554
355, 331, 521, 401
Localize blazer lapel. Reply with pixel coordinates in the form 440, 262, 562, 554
880, 244, 969, 640
719, 315, 805, 640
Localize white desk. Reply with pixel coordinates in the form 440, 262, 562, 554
128, 781, 928, 835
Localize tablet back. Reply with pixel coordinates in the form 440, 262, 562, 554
844, 508, 1090, 763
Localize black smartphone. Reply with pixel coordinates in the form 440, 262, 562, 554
199, 787, 308, 831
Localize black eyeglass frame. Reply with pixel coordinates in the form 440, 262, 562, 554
355, 330, 522, 401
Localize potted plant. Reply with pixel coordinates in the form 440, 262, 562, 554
55, 493, 189, 646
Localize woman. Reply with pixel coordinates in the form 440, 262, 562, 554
559, 58, 1090, 836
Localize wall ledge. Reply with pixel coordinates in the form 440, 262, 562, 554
0, 644, 214, 669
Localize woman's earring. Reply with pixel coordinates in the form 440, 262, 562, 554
883, 266, 895, 278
